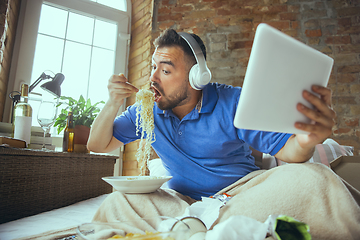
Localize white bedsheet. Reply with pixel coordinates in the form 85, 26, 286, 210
0, 194, 109, 240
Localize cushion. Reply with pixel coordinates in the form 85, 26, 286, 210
277, 138, 354, 167
148, 158, 170, 188
149, 158, 169, 176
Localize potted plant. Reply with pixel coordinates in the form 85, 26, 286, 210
54, 95, 104, 147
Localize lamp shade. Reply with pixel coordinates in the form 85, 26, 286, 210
40, 73, 65, 97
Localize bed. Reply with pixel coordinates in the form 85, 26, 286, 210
0, 138, 358, 240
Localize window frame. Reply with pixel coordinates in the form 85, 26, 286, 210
4, 0, 132, 123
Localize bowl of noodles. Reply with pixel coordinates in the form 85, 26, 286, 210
102, 176, 172, 194
76, 216, 191, 240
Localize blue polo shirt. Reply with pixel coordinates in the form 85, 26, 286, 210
113, 83, 291, 200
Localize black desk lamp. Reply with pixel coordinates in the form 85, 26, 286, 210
9, 72, 65, 123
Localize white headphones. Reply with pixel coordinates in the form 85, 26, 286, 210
178, 32, 212, 90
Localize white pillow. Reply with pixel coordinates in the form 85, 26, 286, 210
148, 158, 170, 188
276, 138, 354, 167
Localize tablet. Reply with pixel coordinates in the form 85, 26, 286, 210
233, 23, 334, 134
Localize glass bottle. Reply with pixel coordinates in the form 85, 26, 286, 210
62, 111, 74, 152
13, 84, 33, 146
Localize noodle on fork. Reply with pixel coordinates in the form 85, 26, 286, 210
134, 89, 156, 175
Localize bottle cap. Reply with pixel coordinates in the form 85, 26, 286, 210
21, 84, 29, 97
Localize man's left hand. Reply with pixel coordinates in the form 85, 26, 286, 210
294, 85, 336, 149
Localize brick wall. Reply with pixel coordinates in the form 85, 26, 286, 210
122, 0, 154, 176
0, 0, 21, 122
150, 0, 360, 155
123, 0, 360, 175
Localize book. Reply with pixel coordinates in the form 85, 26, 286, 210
0, 122, 50, 137
28, 143, 56, 150
0, 136, 26, 148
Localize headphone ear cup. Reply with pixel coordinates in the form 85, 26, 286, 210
189, 64, 200, 89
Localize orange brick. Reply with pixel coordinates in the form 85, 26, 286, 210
291, 21, 300, 29
351, 105, 360, 115
350, 84, 360, 94
262, 21, 290, 30
305, 29, 322, 37
158, 21, 176, 30
338, 65, 360, 73
338, 96, 357, 104
213, 17, 229, 25
158, 6, 171, 14
173, 5, 193, 13
217, 8, 251, 16
179, 19, 199, 29
288, 4, 300, 13
338, 18, 352, 27
333, 128, 353, 134
337, 7, 360, 17
157, 13, 183, 22
344, 118, 359, 127
336, 44, 360, 53
325, 36, 351, 44
228, 40, 253, 50
337, 73, 357, 83
280, 12, 297, 21
184, 10, 215, 19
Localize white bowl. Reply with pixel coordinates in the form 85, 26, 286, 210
102, 176, 172, 193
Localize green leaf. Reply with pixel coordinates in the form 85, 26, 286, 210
54, 95, 104, 134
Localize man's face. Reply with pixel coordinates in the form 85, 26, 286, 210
150, 46, 193, 110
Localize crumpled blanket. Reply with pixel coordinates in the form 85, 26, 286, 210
18, 163, 360, 240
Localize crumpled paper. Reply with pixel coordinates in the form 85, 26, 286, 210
174, 194, 311, 240
205, 215, 268, 240
180, 196, 225, 229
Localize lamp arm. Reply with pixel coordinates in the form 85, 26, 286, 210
29, 72, 51, 93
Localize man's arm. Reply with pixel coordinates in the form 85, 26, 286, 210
275, 85, 336, 163
87, 74, 138, 153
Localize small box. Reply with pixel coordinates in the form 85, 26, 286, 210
330, 156, 360, 192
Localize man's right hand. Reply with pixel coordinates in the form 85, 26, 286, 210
108, 73, 139, 107
87, 74, 138, 153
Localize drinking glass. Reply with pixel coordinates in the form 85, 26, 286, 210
37, 100, 57, 150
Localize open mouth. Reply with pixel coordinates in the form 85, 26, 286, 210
151, 85, 162, 102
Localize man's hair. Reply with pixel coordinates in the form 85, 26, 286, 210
153, 29, 207, 64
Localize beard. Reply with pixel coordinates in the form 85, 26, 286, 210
153, 80, 191, 111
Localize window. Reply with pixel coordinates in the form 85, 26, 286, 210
6, 0, 131, 135
90, 0, 126, 11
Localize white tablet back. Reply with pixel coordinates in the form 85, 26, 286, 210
234, 23, 334, 134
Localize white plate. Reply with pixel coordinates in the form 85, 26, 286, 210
102, 176, 172, 193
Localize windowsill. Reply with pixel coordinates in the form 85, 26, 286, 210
51, 136, 121, 157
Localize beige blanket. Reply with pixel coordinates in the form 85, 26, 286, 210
20, 163, 360, 240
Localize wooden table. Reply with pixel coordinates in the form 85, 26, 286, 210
0, 147, 117, 223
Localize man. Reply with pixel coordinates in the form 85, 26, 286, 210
88, 29, 335, 200
87, 29, 360, 239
